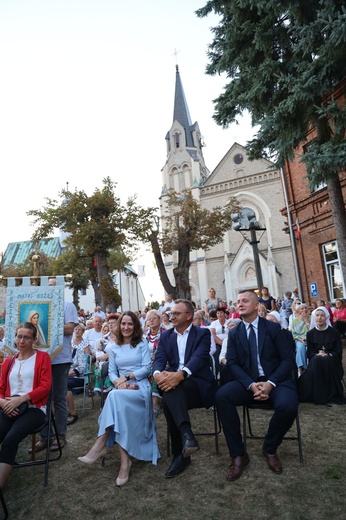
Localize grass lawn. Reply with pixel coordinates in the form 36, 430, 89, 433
2, 365, 346, 520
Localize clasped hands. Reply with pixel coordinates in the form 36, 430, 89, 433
114, 375, 138, 390
251, 381, 273, 401
0, 396, 26, 417
154, 371, 184, 392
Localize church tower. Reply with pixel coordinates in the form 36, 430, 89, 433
160, 66, 210, 296
161, 65, 210, 197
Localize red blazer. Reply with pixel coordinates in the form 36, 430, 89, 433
0, 350, 52, 408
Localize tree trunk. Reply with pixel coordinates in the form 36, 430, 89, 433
72, 287, 79, 309
96, 252, 110, 310
326, 175, 346, 284
173, 243, 191, 300
148, 232, 176, 298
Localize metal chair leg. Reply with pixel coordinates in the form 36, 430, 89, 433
0, 488, 9, 520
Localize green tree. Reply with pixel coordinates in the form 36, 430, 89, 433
197, 0, 346, 276
145, 189, 239, 300
28, 178, 156, 310
1, 251, 56, 280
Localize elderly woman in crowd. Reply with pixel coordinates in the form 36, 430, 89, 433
0, 322, 51, 491
78, 311, 159, 487
291, 304, 311, 376
145, 309, 165, 416
298, 306, 345, 405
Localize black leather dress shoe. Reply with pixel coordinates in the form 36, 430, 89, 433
181, 433, 199, 458
165, 454, 191, 478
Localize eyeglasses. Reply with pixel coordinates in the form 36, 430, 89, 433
16, 335, 34, 341
171, 311, 189, 318
222, 326, 225, 333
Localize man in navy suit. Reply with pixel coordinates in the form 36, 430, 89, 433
216, 290, 298, 481
153, 299, 216, 478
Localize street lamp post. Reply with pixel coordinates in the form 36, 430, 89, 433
231, 210, 266, 293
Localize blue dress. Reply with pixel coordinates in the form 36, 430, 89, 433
97, 340, 160, 464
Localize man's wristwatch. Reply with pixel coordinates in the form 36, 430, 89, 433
181, 370, 188, 379
125, 374, 130, 381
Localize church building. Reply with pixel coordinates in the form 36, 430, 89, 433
160, 66, 296, 305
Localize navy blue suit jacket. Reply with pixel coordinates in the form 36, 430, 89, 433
227, 318, 296, 391
152, 324, 216, 408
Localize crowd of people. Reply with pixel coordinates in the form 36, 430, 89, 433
0, 287, 345, 496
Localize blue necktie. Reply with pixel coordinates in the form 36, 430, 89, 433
248, 324, 259, 381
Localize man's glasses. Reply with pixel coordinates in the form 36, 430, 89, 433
171, 311, 189, 318
16, 335, 34, 341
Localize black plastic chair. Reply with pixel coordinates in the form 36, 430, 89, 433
242, 402, 303, 463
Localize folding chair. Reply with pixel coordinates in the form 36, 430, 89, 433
71, 354, 94, 415
0, 488, 8, 520
100, 361, 111, 409
166, 355, 222, 456
13, 388, 63, 486
242, 402, 303, 463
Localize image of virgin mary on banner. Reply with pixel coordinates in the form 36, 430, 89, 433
4, 275, 65, 359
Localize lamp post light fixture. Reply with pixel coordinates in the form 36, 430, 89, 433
230, 209, 266, 293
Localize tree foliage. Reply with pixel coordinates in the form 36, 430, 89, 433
197, 0, 346, 179
146, 189, 239, 299
27, 178, 156, 309
197, 0, 346, 281
161, 189, 238, 254
1, 251, 56, 279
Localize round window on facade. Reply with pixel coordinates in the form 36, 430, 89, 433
233, 153, 244, 165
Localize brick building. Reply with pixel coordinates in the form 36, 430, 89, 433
281, 81, 346, 304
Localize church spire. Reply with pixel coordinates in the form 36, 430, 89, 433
172, 65, 194, 147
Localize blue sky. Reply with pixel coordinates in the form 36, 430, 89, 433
0, 0, 254, 300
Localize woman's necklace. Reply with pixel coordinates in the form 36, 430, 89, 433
16, 352, 34, 378
17, 358, 29, 378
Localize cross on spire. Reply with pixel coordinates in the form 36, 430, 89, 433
172, 48, 181, 67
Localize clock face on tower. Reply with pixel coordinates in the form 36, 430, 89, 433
233, 153, 244, 165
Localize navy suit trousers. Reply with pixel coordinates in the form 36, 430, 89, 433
216, 380, 298, 457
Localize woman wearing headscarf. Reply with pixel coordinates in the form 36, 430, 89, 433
298, 307, 345, 405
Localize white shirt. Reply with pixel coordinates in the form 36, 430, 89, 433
210, 319, 229, 342
174, 324, 192, 373
84, 328, 103, 355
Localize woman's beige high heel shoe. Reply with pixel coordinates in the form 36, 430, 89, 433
116, 459, 132, 487
77, 447, 108, 465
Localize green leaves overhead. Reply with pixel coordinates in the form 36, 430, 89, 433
197, 1, 346, 174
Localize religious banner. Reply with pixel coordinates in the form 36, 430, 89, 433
4, 275, 65, 359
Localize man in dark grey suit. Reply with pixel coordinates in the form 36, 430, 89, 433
216, 290, 298, 481
153, 299, 216, 478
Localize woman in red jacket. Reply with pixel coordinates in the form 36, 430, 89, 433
0, 322, 52, 491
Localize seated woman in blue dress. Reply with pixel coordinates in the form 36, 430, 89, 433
298, 306, 345, 405
78, 311, 160, 486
